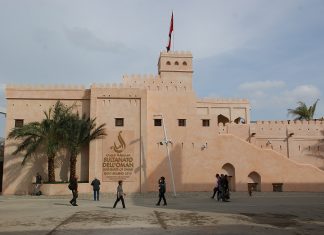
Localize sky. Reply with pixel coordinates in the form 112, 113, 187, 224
0, 0, 324, 137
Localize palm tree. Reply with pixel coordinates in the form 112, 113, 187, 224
288, 99, 319, 121
63, 113, 106, 181
7, 101, 73, 182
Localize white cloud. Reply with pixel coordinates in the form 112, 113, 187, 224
288, 85, 320, 100
278, 85, 321, 105
64, 27, 128, 53
238, 80, 285, 91
238, 83, 321, 114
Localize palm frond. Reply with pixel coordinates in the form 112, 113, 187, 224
21, 138, 43, 165
287, 99, 319, 121
309, 99, 319, 119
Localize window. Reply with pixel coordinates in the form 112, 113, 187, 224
15, 119, 24, 127
202, 119, 210, 127
178, 119, 186, 127
175, 61, 179, 65
115, 118, 124, 127
154, 119, 162, 126
166, 61, 171, 65
183, 61, 187, 66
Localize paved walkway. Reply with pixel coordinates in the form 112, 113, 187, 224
0, 192, 324, 234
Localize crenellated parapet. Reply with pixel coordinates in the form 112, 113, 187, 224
121, 74, 191, 91
91, 83, 125, 89
255, 120, 324, 125
5, 84, 89, 101
122, 74, 160, 85
159, 50, 193, 57
6, 84, 85, 90
197, 98, 249, 104
250, 120, 324, 137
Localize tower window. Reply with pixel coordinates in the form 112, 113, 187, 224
202, 119, 210, 127
166, 61, 171, 65
178, 119, 186, 127
175, 61, 179, 65
15, 119, 24, 128
115, 118, 124, 127
154, 119, 162, 126
183, 61, 187, 66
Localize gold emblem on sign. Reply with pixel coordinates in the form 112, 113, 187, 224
111, 131, 126, 153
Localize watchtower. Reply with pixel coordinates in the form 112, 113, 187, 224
157, 51, 193, 89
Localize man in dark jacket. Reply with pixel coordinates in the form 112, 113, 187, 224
91, 177, 101, 201
69, 175, 78, 206
156, 176, 167, 206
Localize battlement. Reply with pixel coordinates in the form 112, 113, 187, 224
120, 74, 191, 91
159, 50, 193, 57
91, 83, 125, 89
197, 98, 249, 104
6, 84, 85, 90
248, 120, 324, 138
254, 120, 324, 125
122, 74, 160, 83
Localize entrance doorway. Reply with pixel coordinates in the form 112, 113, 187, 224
221, 163, 235, 191
248, 171, 261, 191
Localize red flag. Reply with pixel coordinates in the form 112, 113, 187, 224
166, 12, 173, 52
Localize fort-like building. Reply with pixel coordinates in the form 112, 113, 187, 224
2, 51, 324, 195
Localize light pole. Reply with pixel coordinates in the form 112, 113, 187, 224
154, 114, 176, 197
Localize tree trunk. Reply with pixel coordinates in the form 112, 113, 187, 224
48, 155, 56, 182
69, 153, 77, 182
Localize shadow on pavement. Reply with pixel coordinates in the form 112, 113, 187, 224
0, 225, 322, 235
53, 203, 71, 206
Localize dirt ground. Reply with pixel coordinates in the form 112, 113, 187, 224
0, 192, 324, 235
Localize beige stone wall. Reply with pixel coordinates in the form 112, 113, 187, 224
2, 51, 324, 195
248, 120, 324, 170
88, 85, 147, 193
3, 86, 90, 194
144, 120, 324, 193
196, 98, 250, 124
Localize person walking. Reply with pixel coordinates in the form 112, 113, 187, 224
69, 175, 78, 206
91, 177, 101, 201
218, 174, 224, 201
113, 180, 126, 208
211, 173, 220, 199
156, 176, 167, 206
33, 172, 43, 196
221, 175, 230, 202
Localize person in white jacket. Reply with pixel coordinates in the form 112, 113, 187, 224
113, 180, 126, 208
